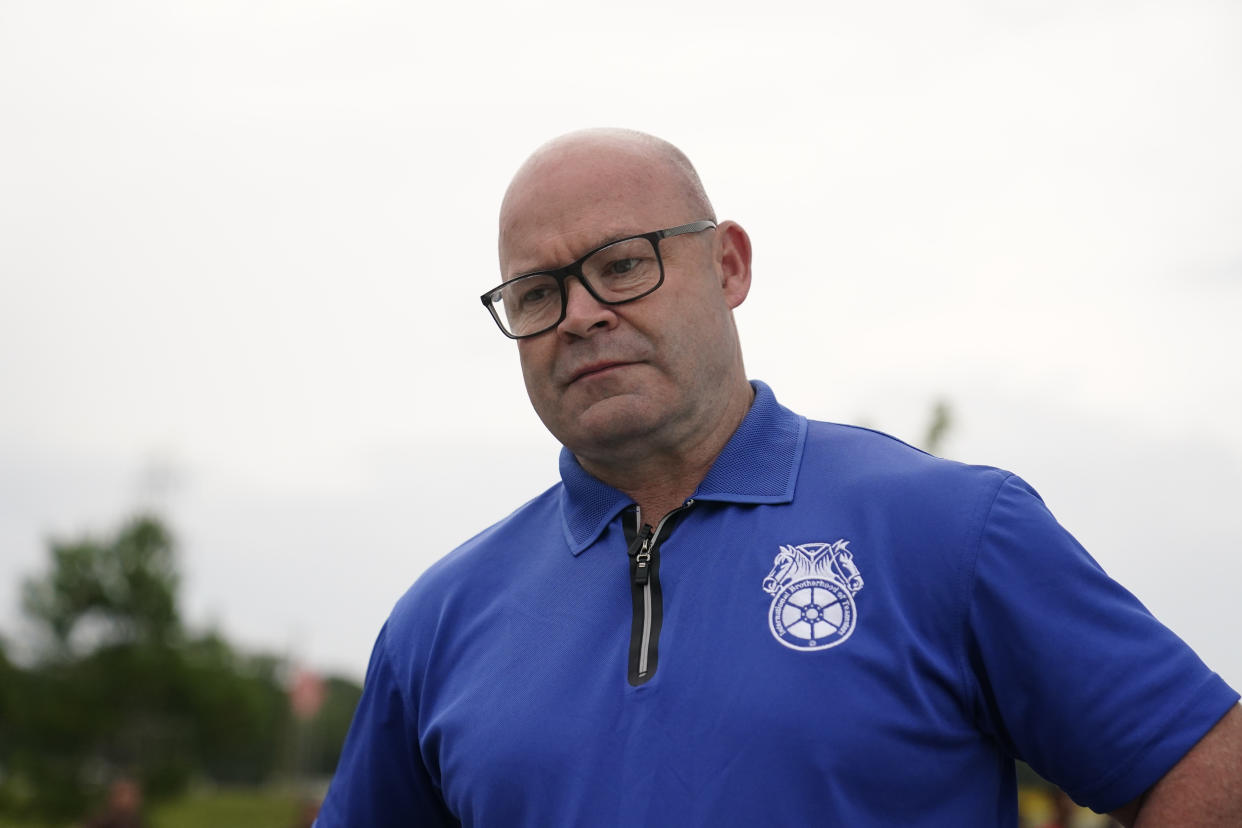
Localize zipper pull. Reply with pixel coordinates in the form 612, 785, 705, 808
628, 523, 654, 586
634, 541, 652, 586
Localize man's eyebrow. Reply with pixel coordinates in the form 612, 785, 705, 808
510, 228, 641, 278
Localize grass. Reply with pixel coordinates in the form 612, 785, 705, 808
150, 788, 305, 828
0, 788, 308, 828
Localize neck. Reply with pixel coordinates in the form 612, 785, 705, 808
577, 379, 754, 523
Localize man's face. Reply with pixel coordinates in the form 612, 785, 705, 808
498, 144, 748, 462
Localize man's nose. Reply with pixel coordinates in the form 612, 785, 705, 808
558, 276, 616, 338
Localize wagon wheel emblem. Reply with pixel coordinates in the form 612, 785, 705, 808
762, 541, 863, 652
782, 583, 848, 640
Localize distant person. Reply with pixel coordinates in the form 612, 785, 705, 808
288, 795, 320, 828
82, 777, 145, 828
316, 129, 1242, 826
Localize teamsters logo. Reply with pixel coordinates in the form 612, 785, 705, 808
762, 540, 864, 651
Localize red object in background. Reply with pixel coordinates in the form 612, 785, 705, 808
289, 668, 326, 720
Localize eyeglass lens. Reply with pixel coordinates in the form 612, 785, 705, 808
489, 236, 661, 337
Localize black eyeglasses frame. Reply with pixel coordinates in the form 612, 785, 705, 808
480, 220, 717, 339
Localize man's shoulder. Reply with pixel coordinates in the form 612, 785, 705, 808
793, 417, 1028, 550
387, 480, 567, 626
802, 417, 1011, 489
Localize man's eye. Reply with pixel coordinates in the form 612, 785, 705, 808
518, 285, 554, 307
602, 257, 643, 277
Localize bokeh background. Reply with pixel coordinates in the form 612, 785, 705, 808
2, 1, 1239, 824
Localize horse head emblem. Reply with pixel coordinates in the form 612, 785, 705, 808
762, 548, 797, 595
761, 539, 865, 651
762, 540, 863, 596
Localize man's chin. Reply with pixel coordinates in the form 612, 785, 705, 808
553, 393, 661, 452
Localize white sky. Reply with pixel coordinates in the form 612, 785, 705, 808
1, 1, 1239, 688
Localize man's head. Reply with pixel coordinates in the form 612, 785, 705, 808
496, 129, 753, 469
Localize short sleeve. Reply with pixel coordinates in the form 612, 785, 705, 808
964, 474, 1238, 813
315, 622, 458, 828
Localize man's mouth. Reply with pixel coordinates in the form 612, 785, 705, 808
569, 361, 632, 383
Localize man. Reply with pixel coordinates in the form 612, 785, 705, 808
317, 129, 1241, 826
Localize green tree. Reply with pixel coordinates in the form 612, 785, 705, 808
178, 634, 290, 785
922, 399, 953, 455
3, 513, 364, 823
6, 517, 190, 819
300, 677, 364, 776
22, 515, 179, 652
4, 514, 300, 822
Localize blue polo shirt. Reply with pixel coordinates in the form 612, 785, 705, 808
317, 382, 1237, 826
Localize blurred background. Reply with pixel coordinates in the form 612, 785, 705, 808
1, 1, 1238, 825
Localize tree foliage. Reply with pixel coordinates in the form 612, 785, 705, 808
299, 677, 364, 776
22, 516, 179, 651
922, 399, 954, 456
1, 514, 361, 823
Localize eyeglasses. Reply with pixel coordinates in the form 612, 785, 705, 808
481, 220, 717, 339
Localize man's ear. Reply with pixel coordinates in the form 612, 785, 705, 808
715, 220, 752, 309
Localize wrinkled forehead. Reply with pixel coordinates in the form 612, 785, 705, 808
498, 146, 696, 277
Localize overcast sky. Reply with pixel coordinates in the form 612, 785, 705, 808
1, 0, 1239, 688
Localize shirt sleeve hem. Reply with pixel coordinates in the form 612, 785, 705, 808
1074, 674, 1240, 813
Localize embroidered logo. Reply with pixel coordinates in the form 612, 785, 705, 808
762, 540, 864, 651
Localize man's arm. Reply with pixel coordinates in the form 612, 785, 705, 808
1109, 704, 1242, 827
316, 623, 457, 828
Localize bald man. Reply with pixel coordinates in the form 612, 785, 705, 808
317, 130, 1241, 827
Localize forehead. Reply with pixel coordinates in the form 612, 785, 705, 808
498, 144, 693, 276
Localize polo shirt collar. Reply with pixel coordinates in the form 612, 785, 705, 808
558, 380, 808, 555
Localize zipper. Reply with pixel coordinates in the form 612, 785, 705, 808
625, 501, 694, 686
